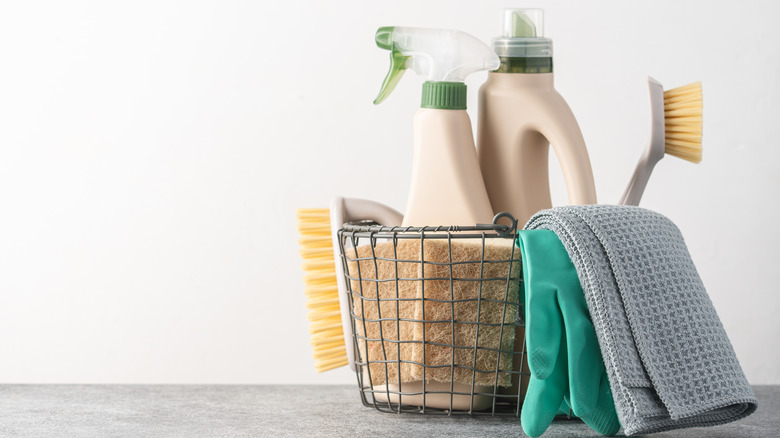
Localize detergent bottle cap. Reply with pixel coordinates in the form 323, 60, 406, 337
374, 26, 500, 109
492, 9, 553, 58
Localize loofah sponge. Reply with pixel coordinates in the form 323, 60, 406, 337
346, 238, 521, 388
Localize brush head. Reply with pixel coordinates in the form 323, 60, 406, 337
296, 208, 349, 372
663, 81, 703, 163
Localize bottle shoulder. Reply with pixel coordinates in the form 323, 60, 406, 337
414, 108, 473, 131
415, 107, 471, 120
479, 79, 573, 116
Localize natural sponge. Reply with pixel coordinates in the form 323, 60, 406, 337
345, 237, 521, 387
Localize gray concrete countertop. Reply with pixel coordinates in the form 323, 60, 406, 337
0, 384, 777, 437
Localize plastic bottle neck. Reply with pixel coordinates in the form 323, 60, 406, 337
421, 81, 467, 110
487, 71, 555, 89
495, 57, 553, 74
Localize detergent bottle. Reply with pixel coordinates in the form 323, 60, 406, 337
477, 9, 597, 225
374, 26, 499, 227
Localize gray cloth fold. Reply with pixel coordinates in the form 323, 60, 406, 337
524, 205, 757, 436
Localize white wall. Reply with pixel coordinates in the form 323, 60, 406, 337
1, 0, 778, 385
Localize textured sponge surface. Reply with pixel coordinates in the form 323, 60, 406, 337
345, 238, 521, 387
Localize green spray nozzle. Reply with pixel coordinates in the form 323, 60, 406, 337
373, 26, 500, 105
373, 27, 409, 105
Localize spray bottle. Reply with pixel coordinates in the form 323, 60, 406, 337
374, 26, 499, 227
477, 9, 597, 226
372, 26, 501, 411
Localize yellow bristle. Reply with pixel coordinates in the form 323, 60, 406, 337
297, 236, 331, 249
664, 82, 701, 100
302, 259, 336, 272
297, 208, 331, 218
313, 346, 348, 361
663, 82, 703, 163
306, 299, 339, 310
310, 338, 344, 354
665, 131, 701, 141
298, 246, 333, 260
304, 293, 340, 307
314, 356, 349, 373
303, 285, 338, 297
303, 271, 340, 284
296, 207, 347, 372
310, 325, 343, 341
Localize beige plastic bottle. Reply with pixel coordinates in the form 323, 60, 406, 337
477, 9, 597, 226
373, 26, 499, 227
403, 107, 493, 226
373, 26, 501, 411
477, 9, 597, 404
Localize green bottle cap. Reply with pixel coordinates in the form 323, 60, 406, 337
421, 81, 467, 110
492, 9, 554, 73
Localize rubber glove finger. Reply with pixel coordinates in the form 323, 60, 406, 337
517, 230, 563, 380
577, 371, 621, 436
521, 338, 569, 438
538, 229, 602, 418
560, 295, 603, 418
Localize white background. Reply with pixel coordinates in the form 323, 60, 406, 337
1, 0, 778, 385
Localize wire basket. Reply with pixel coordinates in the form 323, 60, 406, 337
337, 213, 529, 416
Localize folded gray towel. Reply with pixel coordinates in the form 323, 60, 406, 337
525, 205, 757, 436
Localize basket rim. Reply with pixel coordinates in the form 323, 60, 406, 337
340, 212, 518, 239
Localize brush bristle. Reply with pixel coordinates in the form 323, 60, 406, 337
664, 81, 703, 163
296, 208, 348, 372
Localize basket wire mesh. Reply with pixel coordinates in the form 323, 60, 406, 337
337, 214, 529, 416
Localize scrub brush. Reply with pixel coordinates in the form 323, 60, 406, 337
619, 78, 703, 205
296, 198, 403, 372
297, 207, 346, 372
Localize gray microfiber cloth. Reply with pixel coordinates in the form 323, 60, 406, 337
524, 205, 757, 436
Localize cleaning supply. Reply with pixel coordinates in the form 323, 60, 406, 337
516, 229, 620, 437
297, 208, 348, 372
329, 197, 404, 372
619, 79, 703, 205
525, 205, 758, 435
298, 197, 523, 412
346, 237, 521, 387
369, 26, 519, 410
345, 235, 521, 410
373, 26, 498, 227
296, 198, 403, 372
477, 8, 597, 226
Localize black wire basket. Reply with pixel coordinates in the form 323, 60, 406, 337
337, 213, 529, 416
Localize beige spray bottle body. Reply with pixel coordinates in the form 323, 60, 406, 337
404, 103, 493, 227
477, 9, 597, 226
372, 26, 499, 227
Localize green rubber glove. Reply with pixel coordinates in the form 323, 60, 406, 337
517, 230, 620, 437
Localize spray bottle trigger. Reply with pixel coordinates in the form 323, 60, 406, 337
373, 27, 409, 105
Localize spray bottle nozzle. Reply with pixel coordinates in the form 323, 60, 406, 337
374, 27, 409, 105
373, 26, 500, 106
375, 27, 394, 50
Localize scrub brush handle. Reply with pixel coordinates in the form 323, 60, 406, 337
330, 197, 403, 372
619, 150, 659, 206
619, 77, 666, 206
332, 197, 404, 229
